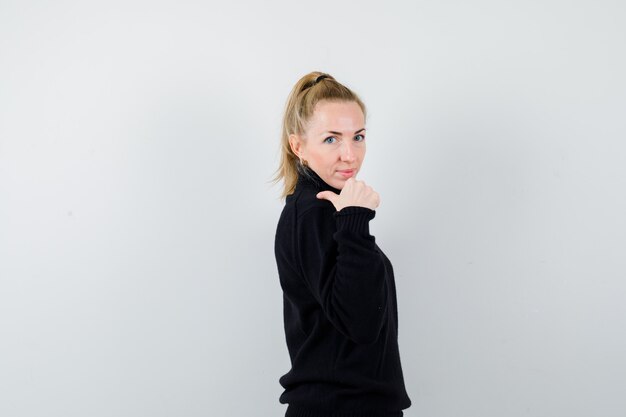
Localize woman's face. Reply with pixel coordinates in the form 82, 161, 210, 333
289, 100, 366, 190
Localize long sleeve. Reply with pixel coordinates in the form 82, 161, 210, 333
295, 205, 389, 345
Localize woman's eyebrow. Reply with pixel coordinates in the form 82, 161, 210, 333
322, 128, 366, 136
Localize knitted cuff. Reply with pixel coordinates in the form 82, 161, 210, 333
333, 206, 376, 233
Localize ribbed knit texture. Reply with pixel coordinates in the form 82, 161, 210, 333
334, 205, 376, 233
286, 404, 404, 417
274, 166, 411, 417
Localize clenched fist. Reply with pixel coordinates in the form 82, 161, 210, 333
316, 178, 380, 211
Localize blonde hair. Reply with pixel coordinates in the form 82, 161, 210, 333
270, 71, 367, 200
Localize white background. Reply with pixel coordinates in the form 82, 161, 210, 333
1, 1, 625, 416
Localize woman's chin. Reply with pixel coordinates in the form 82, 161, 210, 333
324, 170, 358, 190
330, 178, 348, 190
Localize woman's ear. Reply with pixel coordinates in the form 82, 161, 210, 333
289, 134, 304, 158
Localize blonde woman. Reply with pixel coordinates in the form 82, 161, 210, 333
273, 72, 411, 417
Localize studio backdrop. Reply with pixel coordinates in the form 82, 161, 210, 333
1, 1, 625, 416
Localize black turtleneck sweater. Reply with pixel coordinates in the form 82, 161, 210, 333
274, 166, 411, 417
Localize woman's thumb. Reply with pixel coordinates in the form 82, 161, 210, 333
316, 190, 338, 203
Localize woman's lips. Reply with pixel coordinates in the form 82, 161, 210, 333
337, 169, 355, 178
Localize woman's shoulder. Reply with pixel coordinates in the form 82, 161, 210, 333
292, 185, 335, 220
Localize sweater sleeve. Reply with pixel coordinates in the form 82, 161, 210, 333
296, 205, 389, 345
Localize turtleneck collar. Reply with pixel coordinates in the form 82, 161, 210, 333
296, 165, 342, 195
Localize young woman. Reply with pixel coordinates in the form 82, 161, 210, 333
273, 72, 412, 417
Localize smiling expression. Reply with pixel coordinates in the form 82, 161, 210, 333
289, 100, 366, 190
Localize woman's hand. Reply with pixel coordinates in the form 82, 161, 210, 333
316, 178, 380, 211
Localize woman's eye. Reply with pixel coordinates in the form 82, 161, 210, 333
354, 134, 365, 142
323, 136, 337, 144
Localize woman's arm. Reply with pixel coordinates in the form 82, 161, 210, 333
296, 205, 388, 345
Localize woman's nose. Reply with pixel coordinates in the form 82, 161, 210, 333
340, 141, 356, 162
